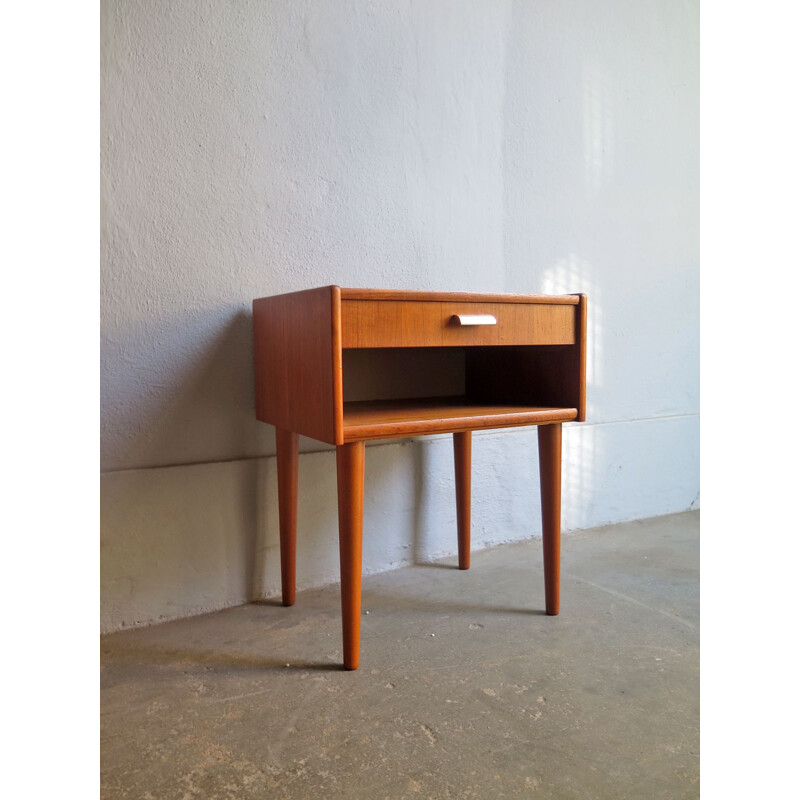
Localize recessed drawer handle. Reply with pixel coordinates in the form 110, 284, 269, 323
452, 314, 497, 326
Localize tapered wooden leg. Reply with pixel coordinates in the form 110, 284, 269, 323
276, 428, 298, 607
336, 441, 365, 670
453, 431, 472, 570
538, 423, 562, 616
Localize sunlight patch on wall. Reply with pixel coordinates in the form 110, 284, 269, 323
541, 253, 602, 529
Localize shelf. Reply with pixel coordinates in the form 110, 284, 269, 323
342, 396, 577, 442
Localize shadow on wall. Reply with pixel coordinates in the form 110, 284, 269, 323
252, 457, 272, 601
102, 306, 275, 473
412, 440, 430, 567
101, 306, 276, 629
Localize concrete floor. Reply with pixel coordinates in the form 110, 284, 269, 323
101, 511, 699, 799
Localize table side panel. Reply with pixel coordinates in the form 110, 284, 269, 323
253, 286, 341, 445
341, 300, 576, 348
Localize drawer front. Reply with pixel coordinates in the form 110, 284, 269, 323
341, 300, 576, 348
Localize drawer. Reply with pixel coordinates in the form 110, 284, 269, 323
341, 299, 576, 348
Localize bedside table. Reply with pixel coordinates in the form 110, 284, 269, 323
253, 286, 587, 670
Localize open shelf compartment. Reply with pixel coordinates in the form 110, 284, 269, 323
340, 345, 582, 442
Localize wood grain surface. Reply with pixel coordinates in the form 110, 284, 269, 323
337, 441, 365, 670
275, 428, 298, 607
340, 288, 580, 304
453, 431, 472, 570
538, 423, 562, 616
341, 299, 576, 348
342, 396, 577, 441
253, 286, 342, 445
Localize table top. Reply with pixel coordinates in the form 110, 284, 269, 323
338, 287, 580, 305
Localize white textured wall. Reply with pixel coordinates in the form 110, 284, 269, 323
101, 0, 699, 632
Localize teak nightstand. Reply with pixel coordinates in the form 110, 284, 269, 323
253, 286, 587, 670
